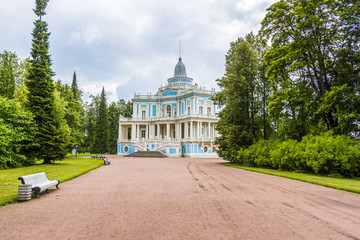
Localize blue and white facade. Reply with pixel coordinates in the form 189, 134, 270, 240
117, 57, 219, 158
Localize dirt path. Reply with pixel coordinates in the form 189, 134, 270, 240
0, 156, 359, 240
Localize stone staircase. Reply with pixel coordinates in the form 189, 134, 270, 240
125, 151, 168, 158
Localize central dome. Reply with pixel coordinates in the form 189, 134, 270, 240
174, 57, 187, 77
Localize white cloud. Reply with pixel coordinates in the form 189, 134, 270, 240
0, 0, 276, 103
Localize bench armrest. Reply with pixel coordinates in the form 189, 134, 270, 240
18, 177, 26, 185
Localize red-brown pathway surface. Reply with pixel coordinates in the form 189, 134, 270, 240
0, 156, 359, 240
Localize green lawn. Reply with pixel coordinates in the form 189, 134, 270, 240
224, 163, 360, 194
0, 157, 104, 206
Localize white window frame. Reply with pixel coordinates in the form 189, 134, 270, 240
142, 110, 146, 119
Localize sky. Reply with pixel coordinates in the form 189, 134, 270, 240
0, 0, 276, 103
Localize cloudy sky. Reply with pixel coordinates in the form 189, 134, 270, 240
0, 0, 276, 103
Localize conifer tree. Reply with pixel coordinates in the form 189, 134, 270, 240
71, 71, 80, 100
94, 87, 109, 153
26, 0, 70, 163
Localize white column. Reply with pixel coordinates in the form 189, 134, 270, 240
145, 124, 148, 139
199, 122, 202, 139
196, 122, 200, 139
131, 124, 135, 140
156, 124, 160, 139
208, 123, 211, 139
151, 124, 154, 139
136, 124, 140, 140
118, 124, 122, 140
190, 121, 193, 139
198, 122, 201, 139
177, 123, 181, 139
166, 123, 170, 139
184, 122, 188, 139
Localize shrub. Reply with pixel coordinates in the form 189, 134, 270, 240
235, 133, 360, 177
0, 97, 37, 169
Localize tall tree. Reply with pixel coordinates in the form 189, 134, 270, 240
71, 71, 80, 100
0, 51, 19, 99
55, 80, 84, 151
94, 87, 109, 153
84, 95, 99, 153
26, 0, 70, 163
260, 0, 360, 136
214, 35, 260, 161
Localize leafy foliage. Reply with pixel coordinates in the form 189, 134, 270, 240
214, 34, 260, 159
237, 134, 360, 177
260, 0, 360, 136
0, 51, 20, 99
55, 79, 84, 150
0, 97, 38, 169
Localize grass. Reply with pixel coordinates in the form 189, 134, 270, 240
0, 157, 104, 206
224, 163, 360, 194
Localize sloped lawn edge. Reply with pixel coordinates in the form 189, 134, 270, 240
223, 163, 360, 194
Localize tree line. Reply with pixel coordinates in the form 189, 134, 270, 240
214, 0, 360, 177
0, 0, 132, 169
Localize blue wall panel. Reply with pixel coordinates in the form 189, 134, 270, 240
153, 105, 156, 117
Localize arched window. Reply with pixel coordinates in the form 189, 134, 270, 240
167, 105, 171, 117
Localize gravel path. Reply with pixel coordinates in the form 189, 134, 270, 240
0, 156, 359, 240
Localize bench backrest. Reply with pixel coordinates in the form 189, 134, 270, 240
19, 172, 50, 185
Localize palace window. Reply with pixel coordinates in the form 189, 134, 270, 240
167, 105, 171, 117
141, 129, 146, 139
207, 107, 211, 116
199, 106, 203, 115
188, 107, 190, 115
142, 110, 146, 119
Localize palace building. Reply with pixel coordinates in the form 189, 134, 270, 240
117, 57, 219, 157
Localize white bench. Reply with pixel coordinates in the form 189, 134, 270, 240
103, 157, 111, 165
18, 172, 60, 198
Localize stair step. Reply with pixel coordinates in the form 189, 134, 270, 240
125, 151, 168, 158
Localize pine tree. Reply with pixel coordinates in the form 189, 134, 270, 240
94, 87, 109, 153
71, 71, 80, 100
26, 0, 70, 163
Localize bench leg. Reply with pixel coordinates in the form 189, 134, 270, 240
33, 187, 40, 198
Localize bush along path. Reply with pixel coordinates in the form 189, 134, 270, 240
235, 134, 360, 178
